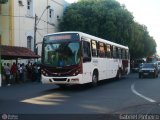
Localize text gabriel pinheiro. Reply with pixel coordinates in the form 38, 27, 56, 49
119, 114, 160, 120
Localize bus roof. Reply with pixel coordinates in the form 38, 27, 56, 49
45, 31, 129, 49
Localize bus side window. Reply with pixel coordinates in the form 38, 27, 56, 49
122, 49, 125, 59
83, 41, 91, 62
110, 46, 113, 58
98, 42, 106, 58
118, 48, 122, 59
106, 44, 111, 58
125, 50, 129, 59
91, 40, 98, 57
116, 47, 119, 59
127, 50, 130, 59
112, 46, 117, 58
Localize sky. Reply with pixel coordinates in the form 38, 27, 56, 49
65, 0, 78, 3
117, 0, 160, 55
65, 0, 160, 55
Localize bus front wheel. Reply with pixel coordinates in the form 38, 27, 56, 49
92, 72, 98, 87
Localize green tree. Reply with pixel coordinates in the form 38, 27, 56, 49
128, 22, 157, 59
0, 0, 8, 4
60, 0, 157, 58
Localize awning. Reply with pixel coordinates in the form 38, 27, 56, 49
0, 45, 40, 60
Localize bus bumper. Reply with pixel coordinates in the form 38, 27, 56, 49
41, 74, 83, 85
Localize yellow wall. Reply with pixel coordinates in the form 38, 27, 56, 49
9, 0, 14, 45
0, 0, 14, 46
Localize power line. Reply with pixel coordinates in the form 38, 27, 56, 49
37, 31, 43, 37
0, 14, 53, 25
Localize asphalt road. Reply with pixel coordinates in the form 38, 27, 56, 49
0, 73, 160, 119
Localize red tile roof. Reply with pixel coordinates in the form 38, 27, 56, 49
0, 45, 40, 59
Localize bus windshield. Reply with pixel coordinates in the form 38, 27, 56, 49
43, 41, 81, 67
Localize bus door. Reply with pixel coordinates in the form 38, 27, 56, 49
82, 39, 92, 83
106, 44, 115, 78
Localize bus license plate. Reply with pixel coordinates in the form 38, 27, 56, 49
144, 73, 148, 75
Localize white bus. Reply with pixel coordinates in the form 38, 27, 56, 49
41, 32, 130, 87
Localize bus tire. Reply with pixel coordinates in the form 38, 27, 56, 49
116, 69, 122, 80
92, 71, 98, 87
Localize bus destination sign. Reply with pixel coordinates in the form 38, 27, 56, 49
49, 35, 71, 41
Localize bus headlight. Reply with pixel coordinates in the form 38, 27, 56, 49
71, 78, 79, 82
41, 70, 49, 76
72, 70, 80, 76
45, 73, 48, 76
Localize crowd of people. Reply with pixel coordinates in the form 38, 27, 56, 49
1, 62, 41, 86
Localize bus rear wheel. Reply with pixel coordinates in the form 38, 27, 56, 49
92, 72, 98, 87
116, 69, 122, 80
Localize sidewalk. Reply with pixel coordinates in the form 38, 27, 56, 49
1, 74, 41, 87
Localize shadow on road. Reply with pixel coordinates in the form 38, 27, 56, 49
40, 76, 127, 94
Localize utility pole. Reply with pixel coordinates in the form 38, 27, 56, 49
34, 14, 38, 54
33, 5, 50, 54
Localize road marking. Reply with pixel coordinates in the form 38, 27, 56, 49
131, 83, 156, 103
21, 93, 69, 105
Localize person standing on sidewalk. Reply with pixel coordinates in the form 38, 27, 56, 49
18, 64, 24, 83
11, 62, 17, 84
4, 63, 11, 86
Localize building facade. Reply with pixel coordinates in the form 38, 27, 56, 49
0, 0, 67, 55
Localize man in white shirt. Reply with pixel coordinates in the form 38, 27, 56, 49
4, 63, 11, 86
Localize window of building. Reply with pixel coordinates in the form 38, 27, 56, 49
27, 0, 33, 17
18, 0, 24, 6
27, 1, 30, 10
91, 40, 98, 57
98, 42, 105, 58
83, 40, 91, 62
27, 36, 32, 50
49, 9, 53, 18
48, 8, 54, 24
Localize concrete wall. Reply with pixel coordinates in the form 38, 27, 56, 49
13, 0, 65, 55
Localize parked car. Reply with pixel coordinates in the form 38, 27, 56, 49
139, 63, 158, 78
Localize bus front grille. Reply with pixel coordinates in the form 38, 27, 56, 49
53, 78, 67, 81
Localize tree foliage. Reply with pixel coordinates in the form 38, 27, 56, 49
59, 0, 157, 58
0, 0, 8, 4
